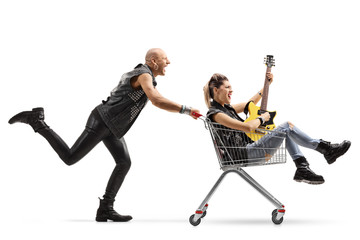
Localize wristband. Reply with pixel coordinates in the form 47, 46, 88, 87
180, 105, 192, 115
183, 106, 192, 115
180, 105, 186, 114
257, 116, 265, 125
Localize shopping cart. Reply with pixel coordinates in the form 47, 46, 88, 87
189, 113, 287, 226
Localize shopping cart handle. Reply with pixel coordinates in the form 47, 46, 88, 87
192, 112, 203, 118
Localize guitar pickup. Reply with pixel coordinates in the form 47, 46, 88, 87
255, 128, 267, 135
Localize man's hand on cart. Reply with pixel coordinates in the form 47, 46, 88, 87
190, 109, 201, 119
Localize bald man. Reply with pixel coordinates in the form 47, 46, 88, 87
9, 48, 200, 222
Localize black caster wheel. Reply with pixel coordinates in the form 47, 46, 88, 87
189, 214, 201, 226
271, 209, 284, 225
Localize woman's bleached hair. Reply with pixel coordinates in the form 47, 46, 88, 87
203, 73, 229, 108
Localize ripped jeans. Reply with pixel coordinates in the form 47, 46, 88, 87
246, 122, 320, 161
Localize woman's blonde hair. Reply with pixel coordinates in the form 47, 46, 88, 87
203, 73, 229, 108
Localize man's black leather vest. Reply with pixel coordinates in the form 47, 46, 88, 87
96, 64, 157, 138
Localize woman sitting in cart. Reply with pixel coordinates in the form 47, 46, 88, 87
203, 73, 351, 185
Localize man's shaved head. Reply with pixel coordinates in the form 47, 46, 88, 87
144, 48, 170, 77
145, 48, 165, 63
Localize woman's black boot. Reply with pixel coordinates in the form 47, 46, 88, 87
293, 157, 325, 185
316, 140, 351, 164
8, 107, 48, 132
95, 198, 132, 222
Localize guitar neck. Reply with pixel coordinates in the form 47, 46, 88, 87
260, 67, 272, 112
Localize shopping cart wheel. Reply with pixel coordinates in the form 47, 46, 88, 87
189, 214, 201, 226
271, 209, 284, 225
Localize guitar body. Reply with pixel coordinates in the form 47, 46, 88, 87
245, 101, 276, 141
244, 55, 277, 141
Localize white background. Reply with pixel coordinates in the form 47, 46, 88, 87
0, 0, 359, 239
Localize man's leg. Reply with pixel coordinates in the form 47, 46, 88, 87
9, 108, 110, 165
96, 135, 132, 222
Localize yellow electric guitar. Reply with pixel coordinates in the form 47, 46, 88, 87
245, 55, 276, 141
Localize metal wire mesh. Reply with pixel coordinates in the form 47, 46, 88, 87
205, 120, 287, 169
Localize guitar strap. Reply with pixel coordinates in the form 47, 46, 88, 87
244, 101, 252, 116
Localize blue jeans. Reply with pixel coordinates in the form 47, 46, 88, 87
246, 122, 320, 161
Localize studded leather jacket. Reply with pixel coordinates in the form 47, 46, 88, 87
96, 64, 157, 138
206, 100, 253, 162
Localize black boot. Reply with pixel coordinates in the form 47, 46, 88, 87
316, 140, 351, 164
293, 157, 325, 185
96, 198, 132, 222
8, 107, 48, 132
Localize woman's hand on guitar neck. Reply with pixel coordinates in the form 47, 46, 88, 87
261, 112, 271, 122
266, 72, 273, 84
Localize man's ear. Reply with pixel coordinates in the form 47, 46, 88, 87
150, 56, 157, 65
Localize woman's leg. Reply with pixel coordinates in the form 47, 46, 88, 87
276, 122, 351, 164
247, 122, 324, 184
246, 122, 304, 160
274, 122, 319, 160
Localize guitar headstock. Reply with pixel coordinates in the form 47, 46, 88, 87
264, 55, 275, 68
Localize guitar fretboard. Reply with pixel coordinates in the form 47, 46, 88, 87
260, 66, 272, 112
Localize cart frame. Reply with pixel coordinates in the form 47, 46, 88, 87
189, 116, 287, 226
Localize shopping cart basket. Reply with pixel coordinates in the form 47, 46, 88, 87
189, 113, 287, 226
